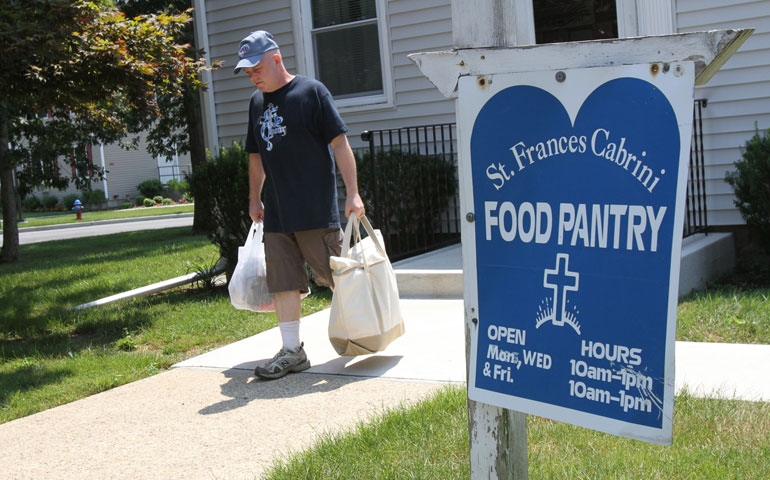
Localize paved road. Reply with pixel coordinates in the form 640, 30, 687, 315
1, 215, 194, 246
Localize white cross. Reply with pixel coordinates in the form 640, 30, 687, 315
543, 253, 579, 327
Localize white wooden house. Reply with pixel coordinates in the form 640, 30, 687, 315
35, 134, 192, 208
193, 0, 768, 231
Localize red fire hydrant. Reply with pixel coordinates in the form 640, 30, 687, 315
72, 199, 85, 220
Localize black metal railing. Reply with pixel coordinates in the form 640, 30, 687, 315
684, 98, 708, 238
158, 164, 191, 185
358, 123, 460, 261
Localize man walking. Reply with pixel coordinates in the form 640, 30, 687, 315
234, 30, 365, 379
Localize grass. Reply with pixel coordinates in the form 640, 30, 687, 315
15, 204, 194, 228
0, 226, 333, 424
677, 257, 770, 344
677, 287, 770, 344
264, 386, 770, 479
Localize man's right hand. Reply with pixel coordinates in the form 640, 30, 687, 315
250, 200, 264, 223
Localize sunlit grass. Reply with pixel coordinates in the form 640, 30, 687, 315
264, 386, 770, 480
0, 227, 333, 424
677, 287, 770, 344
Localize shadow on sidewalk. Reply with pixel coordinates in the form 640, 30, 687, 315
198, 354, 404, 415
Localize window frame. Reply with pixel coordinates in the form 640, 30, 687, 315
293, 0, 394, 112
518, 0, 675, 45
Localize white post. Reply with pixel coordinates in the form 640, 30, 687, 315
451, 1, 529, 478
192, 0, 219, 154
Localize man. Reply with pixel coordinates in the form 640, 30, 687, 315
234, 30, 365, 379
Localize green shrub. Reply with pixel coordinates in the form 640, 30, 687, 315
182, 192, 194, 203
134, 195, 146, 206
188, 142, 250, 275
726, 126, 770, 255
137, 178, 163, 198
166, 179, 190, 195
41, 195, 59, 209
121, 201, 133, 209
22, 195, 42, 211
153, 195, 163, 204
355, 149, 458, 242
143, 198, 156, 207
165, 178, 190, 202
62, 194, 79, 210
162, 198, 173, 205
82, 189, 106, 206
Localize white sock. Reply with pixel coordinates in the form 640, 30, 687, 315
279, 320, 301, 351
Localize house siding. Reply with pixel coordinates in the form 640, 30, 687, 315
204, 0, 456, 150
35, 135, 191, 207
204, 0, 297, 147
677, 0, 770, 226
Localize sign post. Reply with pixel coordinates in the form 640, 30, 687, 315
410, 29, 751, 479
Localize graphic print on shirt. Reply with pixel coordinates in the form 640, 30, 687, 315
259, 104, 287, 151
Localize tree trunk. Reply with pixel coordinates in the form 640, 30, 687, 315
0, 111, 20, 263
183, 82, 212, 234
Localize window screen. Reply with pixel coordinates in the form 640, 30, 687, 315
310, 0, 383, 99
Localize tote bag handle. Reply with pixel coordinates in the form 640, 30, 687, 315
341, 215, 385, 259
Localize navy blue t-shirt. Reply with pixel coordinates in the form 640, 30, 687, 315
245, 75, 348, 233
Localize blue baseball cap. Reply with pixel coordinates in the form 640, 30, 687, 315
233, 30, 279, 74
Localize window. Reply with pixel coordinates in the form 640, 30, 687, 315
296, 0, 392, 109
534, 0, 618, 44
157, 151, 181, 184
71, 144, 95, 178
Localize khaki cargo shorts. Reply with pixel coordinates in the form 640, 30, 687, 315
264, 228, 343, 294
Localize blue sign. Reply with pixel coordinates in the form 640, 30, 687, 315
462, 64, 694, 444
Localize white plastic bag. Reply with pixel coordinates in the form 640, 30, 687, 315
229, 221, 274, 312
328, 215, 404, 356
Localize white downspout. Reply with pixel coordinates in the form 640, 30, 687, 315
99, 143, 109, 203
193, 0, 219, 153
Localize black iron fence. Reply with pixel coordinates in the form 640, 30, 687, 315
356, 99, 709, 259
684, 98, 708, 237
357, 123, 460, 261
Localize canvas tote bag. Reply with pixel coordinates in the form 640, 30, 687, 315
328, 215, 405, 356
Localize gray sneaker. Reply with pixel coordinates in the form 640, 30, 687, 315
254, 343, 311, 379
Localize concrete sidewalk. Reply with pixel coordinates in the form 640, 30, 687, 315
0, 244, 768, 479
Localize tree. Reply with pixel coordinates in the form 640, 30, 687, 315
0, 0, 207, 263
116, 0, 216, 234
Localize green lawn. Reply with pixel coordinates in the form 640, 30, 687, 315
15, 204, 194, 228
0, 226, 332, 424
677, 262, 770, 344
263, 386, 770, 479
677, 287, 770, 344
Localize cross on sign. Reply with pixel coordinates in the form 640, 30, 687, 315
543, 253, 579, 327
